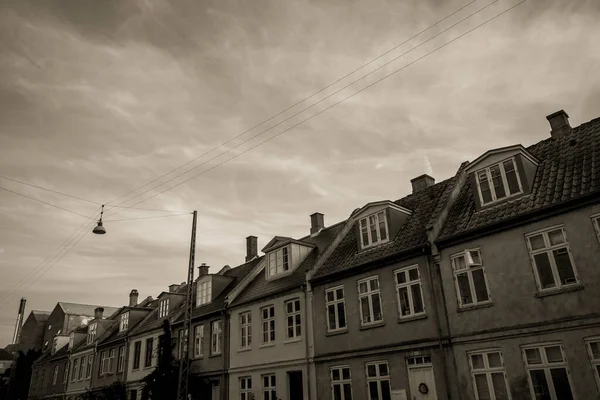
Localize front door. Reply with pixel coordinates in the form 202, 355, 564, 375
288, 371, 304, 400
408, 365, 437, 400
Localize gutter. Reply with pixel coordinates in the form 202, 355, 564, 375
301, 283, 312, 400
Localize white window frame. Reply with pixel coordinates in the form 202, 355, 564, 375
357, 276, 383, 326
268, 246, 290, 277
52, 365, 59, 385
285, 299, 302, 339
120, 312, 129, 332
86, 355, 92, 379
468, 349, 511, 400
197, 278, 212, 306
394, 265, 426, 318
240, 312, 252, 349
359, 211, 389, 249
365, 361, 391, 400
330, 365, 352, 400
100, 351, 108, 376
117, 346, 125, 372
211, 320, 222, 355
451, 249, 492, 308
591, 213, 600, 245
475, 156, 523, 206
159, 298, 170, 318
194, 324, 204, 358
71, 358, 79, 382
133, 341, 142, 369
525, 225, 579, 292
521, 342, 574, 400
87, 323, 97, 344
78, 355, 86, 381
144, 338, 153, 368
586, 337, 600, 394
325, 286, 347, 332
262, 374, 277, 400
261, 305, 276, 344
240, 376, 252, 400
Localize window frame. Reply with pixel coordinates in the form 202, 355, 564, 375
262, 374, 277, 400
525, 225, 579, 292
325, 286, 347, 332
117, 346, 125, 373
474, 156, 523, 206
267, 246, 290, 278
211, 320, 223, 355
144, 338, 154, 368
87, 323, 97, 344
450, 248, 492, 308
71, 358, 79, 382
357, 276, 383, 326
52, 365, 59, 385
132, 341, 142, 370
586, 336, 600, 395
99, 351, 107, 376
240, 376, 252, 400
521, 342, 574, 400
194, 324, 204, 358
365, 361, 391, 400
261, 305, 276, 344
197, 278, 212, 306
592, 213, 600, 245
467, 349, 511, 400
86, 355, 92, 379
120, 312, 129, 332
285, 298, 302, 340
159, 298, 170, 318
359, 211, 390, 249
394, 265, 426, 318
78, 355, 86, 381
330, 365, 353, 400
240, 311, 252, 349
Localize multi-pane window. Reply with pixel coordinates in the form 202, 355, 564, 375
475, 157, 522, 205
133, 341, 142, 369
268, 246, 289, 277
63, 363, 68, 384
325, 286, 347, 332
262, 306, 276, 344
197, 279, 212, 306
109, 349, 116, 372
87, 323, 97, 344
451, 249, 491, 307
592, 214, 600, 245
240, 312, 252, 349
78, 356, 86, 380
469, 350, 511, 400
144, 338, 154, 367
240, 377, 252, 400
358, 276, 383, 325
194, 325, 204, 357
52, 365, 59, 385
86, 355, 92, 378
359, 211, 389, 248
117, 346, 125, 372
159, 298, 170, 318
285, 299, 301, 339
331, 366, 352, 400
586, 338, 600, 393
71, 358, 79, 382
211, 320, 222, 355
526, 227, 578, 291
120, 312, 129, 332
99, 351, 107, 376
262, 374, 277, 400
522, 343, 574, 400
365, 361, 391, 400
394, 265, 425, 318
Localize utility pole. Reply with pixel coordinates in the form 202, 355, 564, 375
177, 210, 197, 400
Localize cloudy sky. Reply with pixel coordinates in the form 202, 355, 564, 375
0, 0, 599, 345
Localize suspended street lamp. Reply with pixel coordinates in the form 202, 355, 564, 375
92, 204, 106, 235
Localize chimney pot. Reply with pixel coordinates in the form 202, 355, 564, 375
168, 284, 180, 293
94, 307, 104, 320
246, 236, 258, 262
546, 110, 571, 138
129, 290, 139, 307
410, 174, 435, 194
198, 264, 210, 276
310, 213, 325, 235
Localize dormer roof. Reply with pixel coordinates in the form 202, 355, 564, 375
350, 200, 412, 220
464, 144, 539, 173
261, 236, 315, 253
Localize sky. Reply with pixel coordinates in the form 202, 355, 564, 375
0, 0, 599, 346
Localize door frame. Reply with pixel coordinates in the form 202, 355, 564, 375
287, 370, 304, 400
407, 357, 438, 400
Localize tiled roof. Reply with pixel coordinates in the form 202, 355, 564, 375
438, 116, 600, 242
231, 222, 346, 306
311, 176, 458, 282
31, 311, 51, 322
58, 302, 119, 318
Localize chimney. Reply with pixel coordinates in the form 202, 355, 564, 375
168, 284, 180, 293
198, 263, 209, 276
94, 307, 104, 320
310, 213, 325, 235
546, 110, 571, 138
246, 236, 258, 262
410, 174, 435, 194
129, 289, 139, 307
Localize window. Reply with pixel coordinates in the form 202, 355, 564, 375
87, 323, 97, 344
522, 343, 574, 400
451, 249, 491, 307
359, 211, 389, 248
240, 377, 252, 400
197, 279, 212, 306
331, 366, 352, 400
469, 350, 510, 400
262, 374, 276, 400
133, 341, 141, 369
69, 334, 75, 350
475, 157, 522, 205
144, 338, 154, 367
592, 214, 600, 245
325, 286, 347, 332
358, 276, 383, 325
78, 356, 86, 380
211, 320, 222, 355
71, 358, 79, 382
194, 325, 204, 357
52, 337, 58, 355
131, 389, 138, 400
159, 298, 170, 318
99, 351, 108, 375
285, 299, 301, 339
365, 361, 391, 400
268, 246, 290, 277
86, 355, 92, 378
261, 306, 276, 344
109, 348, 116, 372
526, 226, 578, 291
394, 265, 425, 318
63, 363, 69, 384
240, 312, 252, 349
586, 338, 600, 393
120, 312, 130, 332
52, 365, 59, 385
117, 346, 125, 372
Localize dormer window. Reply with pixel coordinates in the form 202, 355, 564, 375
119, 312, 129, 332
359, 211, 389, 248
69, 334, 75, 350
159, 298, 170, 318
52, 338, 58, 355
268, 246, 290, 277
87, 323, 97, 344
197, 278, 212, 306
475, 157, 523, 205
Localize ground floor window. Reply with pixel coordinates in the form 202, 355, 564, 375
522, 343, 573, 400
130, 389, 138, 400
468, 350, 510, 400
262, 374, 276, 400
240, 376, 252, 400
365, 361, 391, 400
586, 338, 600, 394
331, 366, 352, 400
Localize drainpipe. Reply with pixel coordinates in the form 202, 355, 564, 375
302, 283, 315, 400
222, 307, 229, 400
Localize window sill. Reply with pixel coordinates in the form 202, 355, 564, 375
238, 347, 251, 353
359, 321, 385, 331
326, 328, 348, 337
260, 343, 276, 349
398, 313, 427, 323
457, 301, 494, 313
283, 337, 302, 344
209, 353, 222, 358
535, 284, 584, 298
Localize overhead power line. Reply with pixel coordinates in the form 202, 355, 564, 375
0, 186, 94, 219
0, 175, 100, 205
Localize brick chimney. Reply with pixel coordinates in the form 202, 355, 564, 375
546, 110, 571, 138
410, 174, 435, 194
94, 307, 104, 320
310, 213, 325, 235
246, 236, 258, 262
168, 284, 180, 293
198, 263, 209, 276
129, 289, 139, 307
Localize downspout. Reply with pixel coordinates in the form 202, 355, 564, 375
303, 283, 316, 400
222, 307, 229, 400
